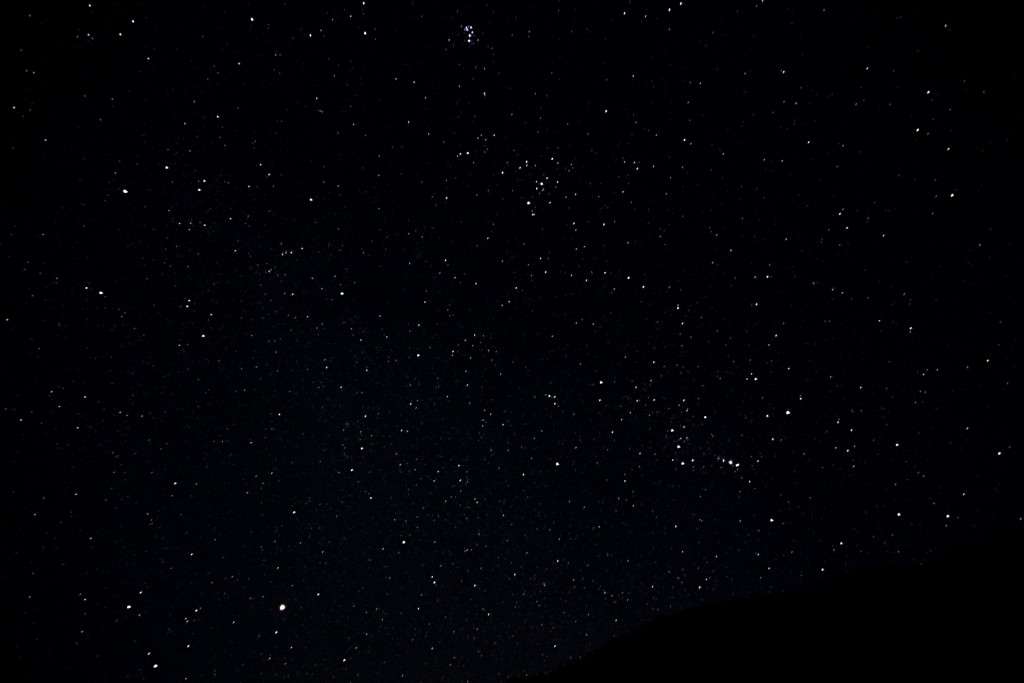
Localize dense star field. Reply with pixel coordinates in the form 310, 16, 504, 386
6, 3, 1021, 680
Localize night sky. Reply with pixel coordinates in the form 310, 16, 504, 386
7, 3, 1021, 681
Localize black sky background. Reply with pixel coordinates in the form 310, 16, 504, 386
5, 2, 1021, 681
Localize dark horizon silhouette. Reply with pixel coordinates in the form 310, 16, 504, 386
513, 528, 1023, 681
